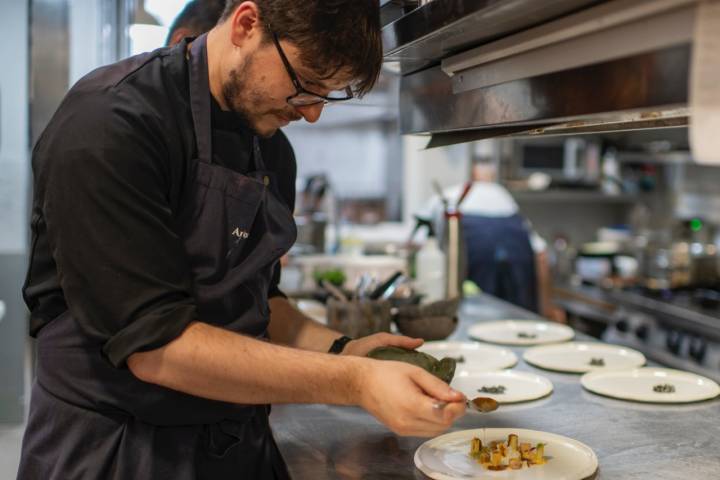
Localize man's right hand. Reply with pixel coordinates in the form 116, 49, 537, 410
355, 359, 466, 437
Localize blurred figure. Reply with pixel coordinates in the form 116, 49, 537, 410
165, 0, 226, 46
421, 161, 565, 322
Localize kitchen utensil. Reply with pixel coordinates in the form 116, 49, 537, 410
523, 342, 646, 373
321, 279, 348, 303
326, 298, 391, 338
451, 370, 553, 404
468, 320, 574, 346
394, 298, 460, 340
368, 270, 404, 299
417, 341, 518, 371
414, 428, 598, 480
581, 367, 720, 403
432, 396, 498, 414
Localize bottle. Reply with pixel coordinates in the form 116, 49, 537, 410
415, 223, 447, 302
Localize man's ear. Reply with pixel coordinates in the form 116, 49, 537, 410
228, 1, 262, 48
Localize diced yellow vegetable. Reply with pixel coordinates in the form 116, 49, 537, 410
508, 434, 518, 450
470, 437, 481, 456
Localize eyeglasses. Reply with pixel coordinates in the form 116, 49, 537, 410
270, 31, 354, 107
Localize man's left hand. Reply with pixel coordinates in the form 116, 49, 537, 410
341, 333, 424, 357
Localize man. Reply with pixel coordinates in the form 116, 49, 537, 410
165, 0, 226, 47
18, 2, 465, 479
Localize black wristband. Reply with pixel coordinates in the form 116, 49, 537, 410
328, 335, 353, 354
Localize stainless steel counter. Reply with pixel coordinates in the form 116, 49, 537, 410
271, 293, 720, 479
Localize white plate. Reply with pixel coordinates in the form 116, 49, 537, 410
581, 367, 720, 403
419, 341, 518, 371
451, 370, 553, 405
523, 342, 646, 373
468, 320, 575, 346
414, 428, 598, 480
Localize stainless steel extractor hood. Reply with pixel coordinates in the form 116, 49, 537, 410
382, 0, 700, 145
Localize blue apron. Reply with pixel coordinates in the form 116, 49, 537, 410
18, 34, 297, 480
462, 214, 538, 312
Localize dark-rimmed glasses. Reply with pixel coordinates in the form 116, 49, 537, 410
270, 31, 354, 107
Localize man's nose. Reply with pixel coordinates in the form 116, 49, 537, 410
296, 103, 325, 123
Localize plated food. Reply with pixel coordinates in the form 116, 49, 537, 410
468, 320, 575, 346
469, 433, 547, 471
581, 367, 720, 403
451, 370, 554, 405
414, 428, 598, 480
523, 342, 646, 373
418, 341, 518, 372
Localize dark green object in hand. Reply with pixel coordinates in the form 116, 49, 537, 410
367, 346, 457, 384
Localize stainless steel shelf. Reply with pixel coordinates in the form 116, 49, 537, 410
511, 190, 638, 203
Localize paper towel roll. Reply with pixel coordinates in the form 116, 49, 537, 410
690, 0, 720, 165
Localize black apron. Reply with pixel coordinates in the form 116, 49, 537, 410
463, 214, 538, 312
18, 34, 296, 480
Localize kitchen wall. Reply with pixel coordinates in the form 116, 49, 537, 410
284, 75, 404, 221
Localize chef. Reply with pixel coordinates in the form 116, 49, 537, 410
420, 160, 565, 320
17, 2, 466, 479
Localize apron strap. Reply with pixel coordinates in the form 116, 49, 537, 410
188, 34, 213, 164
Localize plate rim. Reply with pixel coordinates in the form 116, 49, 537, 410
468, 320, 575, 346
522, 342, 647, 374
451, 370, 554, 404
419, 341, 520, 371
414, 427, 599, 480
581, 367, 720, 403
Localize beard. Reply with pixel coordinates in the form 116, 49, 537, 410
221, 53, 301, 138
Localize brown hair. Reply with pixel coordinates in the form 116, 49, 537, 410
220, 0, 382, 97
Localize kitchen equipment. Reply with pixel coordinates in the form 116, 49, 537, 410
468, 320, 574, 346
432, 396, 499, 414
418, 341, 518, 372
523, 342, 646, 373
320, 280, 348, 303
415, 225, 446, 302
438, 182, 472, 299
368, 270, 404, 300
326, 298, 392, 338
393, 298, 460, 340
384, 0, 695, 145
414, 428, 598, 480
575, 241, 619, 284
581, 367, 720, 403
451, 370, 554, 404
291, 254, 407, 292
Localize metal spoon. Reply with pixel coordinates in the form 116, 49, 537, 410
433, 396, 499, 414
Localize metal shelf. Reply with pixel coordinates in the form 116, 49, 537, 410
510, 190, 638, 203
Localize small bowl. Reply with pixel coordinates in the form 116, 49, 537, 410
393, 297, 461, 340
394, 314, 458, 340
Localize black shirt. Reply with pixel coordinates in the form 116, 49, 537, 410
23, 40, 296, 367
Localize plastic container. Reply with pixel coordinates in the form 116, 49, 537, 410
415, 234, 446, 302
